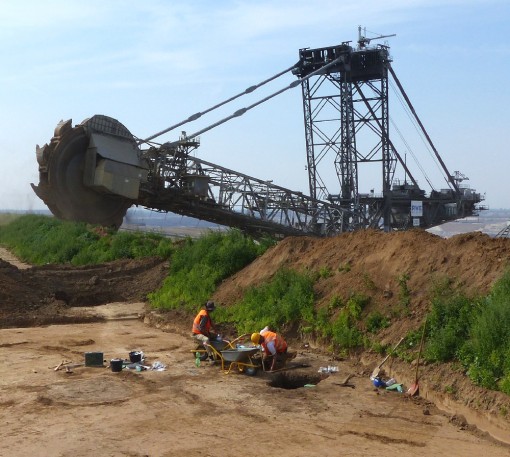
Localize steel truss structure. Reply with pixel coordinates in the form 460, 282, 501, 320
138, 138, 350, 238
32, 32, 484, 237
293, 39, 482, 232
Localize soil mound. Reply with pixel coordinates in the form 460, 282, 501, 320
3, 230, 509, 330
214, 230, 510, 317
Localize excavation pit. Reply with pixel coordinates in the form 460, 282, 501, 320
267, 372, 324, 390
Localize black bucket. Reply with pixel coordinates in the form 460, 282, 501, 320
129, 351, 142, 363
110, 358, 123, 372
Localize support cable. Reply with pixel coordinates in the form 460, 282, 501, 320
390, 118, 434, 189
388, 65, 460, 193
354, 82, 420, 188
389, 79, 444, 185
140, 64, 297, 144
164, 56, 346, 147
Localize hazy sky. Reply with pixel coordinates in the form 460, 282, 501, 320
1, 0, 509, 211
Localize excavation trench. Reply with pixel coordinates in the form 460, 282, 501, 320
267, 372, 323, 389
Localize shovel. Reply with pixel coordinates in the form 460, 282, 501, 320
371, 337, 404, 379
407, 320, 427, 396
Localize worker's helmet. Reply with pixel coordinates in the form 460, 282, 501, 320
251, 333, 262, 345
205, 300, 215, 311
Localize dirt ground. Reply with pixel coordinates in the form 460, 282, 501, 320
2, 231, 510, 456
1, 308, 509, 457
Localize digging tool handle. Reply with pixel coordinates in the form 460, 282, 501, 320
407, 320, 427, 396
377, 353, 392, 370
380, 337, 404, 368
372, 337, 404, 378
415, 321, 427, 383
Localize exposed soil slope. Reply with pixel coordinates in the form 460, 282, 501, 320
215, 229, 510, 321
0, 256, 169, 327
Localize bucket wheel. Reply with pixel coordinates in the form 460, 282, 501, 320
32, 116, 133, 228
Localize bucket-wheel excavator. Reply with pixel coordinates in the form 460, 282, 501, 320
32, 31, 484, 237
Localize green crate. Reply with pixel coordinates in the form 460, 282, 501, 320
84, 352, 104, 367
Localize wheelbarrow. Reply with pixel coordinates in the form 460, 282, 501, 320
192, 338, 233, 362
218, 347, 262, 375
192, 333, 251, 363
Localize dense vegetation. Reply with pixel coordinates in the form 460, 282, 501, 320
1, 214, 509, 396
148, 230, 274, 311
423, 273, 510, 395
0, 214, 174, 265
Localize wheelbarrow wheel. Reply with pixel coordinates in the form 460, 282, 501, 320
244, 367, 258, 376
194, 344, 209, 361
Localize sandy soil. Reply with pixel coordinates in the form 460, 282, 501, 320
2, 308, 510, 457
2, 230, 510, 456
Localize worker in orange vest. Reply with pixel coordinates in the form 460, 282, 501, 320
192, 300, 217, 361
251, 326, 294, 371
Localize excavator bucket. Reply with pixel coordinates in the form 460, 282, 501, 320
32, 115, 148, 228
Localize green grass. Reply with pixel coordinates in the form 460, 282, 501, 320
221, 268, 316, 334
366, 311, 389, 333
0, 214, 174, 265
0, 213, 22, 226
148, 229, 274, 312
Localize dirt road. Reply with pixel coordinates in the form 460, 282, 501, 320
1, 304, 509, 457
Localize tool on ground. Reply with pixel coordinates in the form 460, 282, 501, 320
51, 361, 84, 372
407, 320, 427, 396
267, 363, 311, 373
333, 373, 356, 389
53, 360, 72, 371
371, 336, 404, 379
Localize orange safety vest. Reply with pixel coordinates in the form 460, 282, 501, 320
261, 329, 287, 354
192, 309, 212, 335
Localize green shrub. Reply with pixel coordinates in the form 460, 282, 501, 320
149, 229, 272, 312
223, 268, 315, 334
499, 374, 510, 397
312, 293, 366, 350
397, 272, 410, 306
424, 279, 476, 363
328, 295, 344, 311
425, 269, 510, 393
472, 280, 510, 359
371, 341, 385, 354
468, 276, 510, 385
346, 292, 370, 319
316, 305, 331, 334
318, 266, 333, 279
362, 272, 376, 291
366, 311, 389, 333
467, 358, 498, 390
330, 308, 363, 349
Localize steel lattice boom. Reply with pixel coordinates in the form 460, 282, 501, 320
31, 33, 484, 237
